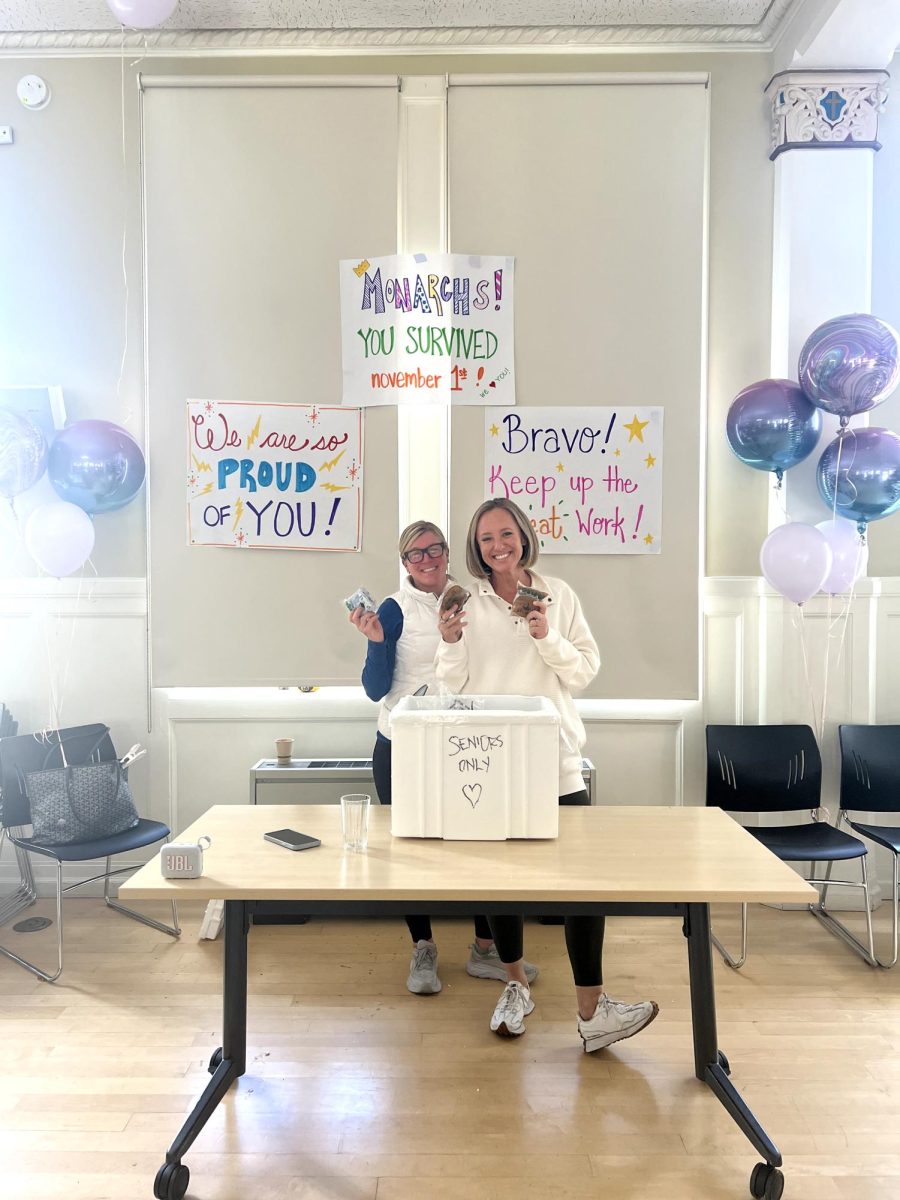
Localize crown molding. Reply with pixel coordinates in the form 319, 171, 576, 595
0, 18, 791, 58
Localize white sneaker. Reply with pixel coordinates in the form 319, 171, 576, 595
489, 981, 534, 1037
577, 994, 659, 1053
406, 940, 442, 995
466, 942, 539, 984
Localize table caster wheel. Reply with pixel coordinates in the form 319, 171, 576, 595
208, 1047, 223, 1073
750, 1162, 784, 1200
154, 1161, 190, 1200
717, 1049, 731, 1075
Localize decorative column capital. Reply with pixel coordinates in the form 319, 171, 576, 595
764, 69, 890, 161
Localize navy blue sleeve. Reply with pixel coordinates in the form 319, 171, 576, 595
361, 598, 403, 702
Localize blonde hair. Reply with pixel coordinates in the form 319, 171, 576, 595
464, 499, 539, 579
398, 520, 447, 561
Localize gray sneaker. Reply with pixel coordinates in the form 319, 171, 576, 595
489, 981, 534, 1037
466, 942, 539, 984
406, 940, 442, 995
577, 994, 659, 1053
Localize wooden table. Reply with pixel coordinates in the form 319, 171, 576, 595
121, 804, 816, 1200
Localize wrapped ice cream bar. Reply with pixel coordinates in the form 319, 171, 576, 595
344, 587, 377, 613
511, 584, 551, 618
440, 584, 471, 615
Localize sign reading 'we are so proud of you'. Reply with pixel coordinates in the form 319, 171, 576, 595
485, 406, 664, 555
340, 252, 515, 407
187, 400, 363, 552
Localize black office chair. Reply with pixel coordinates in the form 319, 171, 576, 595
0, 724, 180, 982
706, 724, 875, 968
0, 704, 35, 928
838, 725, 900, 969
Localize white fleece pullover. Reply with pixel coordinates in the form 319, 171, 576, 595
433, 570, 599, 795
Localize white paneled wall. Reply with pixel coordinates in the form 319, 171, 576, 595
2, 576, 900, 895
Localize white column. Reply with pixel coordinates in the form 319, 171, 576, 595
766, 69, 889, 527
396, 76, 449, 536
763, 66, 890, 908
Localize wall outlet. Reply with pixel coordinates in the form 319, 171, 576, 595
0, 126, 13, 145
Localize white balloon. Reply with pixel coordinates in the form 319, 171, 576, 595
24, 502, 95, 577
106, 0, 178, 28
815, 518, 869, 595
759, 523, 832, 606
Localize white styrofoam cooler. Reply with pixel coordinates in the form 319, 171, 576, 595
389, 695, 561, 840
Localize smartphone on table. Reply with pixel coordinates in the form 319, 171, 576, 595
264, 828, 322, 851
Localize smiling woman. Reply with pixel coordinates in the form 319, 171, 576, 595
347, 519, 538, 996
436, 496, 658, 1047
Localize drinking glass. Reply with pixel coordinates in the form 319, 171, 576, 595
340, 794, 370, 852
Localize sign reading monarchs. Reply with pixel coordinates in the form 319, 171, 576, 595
340, 252, 515, 407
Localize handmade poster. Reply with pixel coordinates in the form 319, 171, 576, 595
187, 400, 362, 552
340, 252, 515, 407
485, 407, 663, 554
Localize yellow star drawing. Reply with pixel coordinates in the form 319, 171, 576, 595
489, 424, 499, 437
644, 533, 654, 545
645, 453, 656, 468
614, 448, 621, 457
624, 414, 650, 443
556, 462, 565, 473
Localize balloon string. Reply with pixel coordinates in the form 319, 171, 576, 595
772, 473, 788, 523
831, 430, 842, 522
795, 605, 823, 746
115, 32, 147, 429
821, 591, 832, 742
116, 28, 130, 425
38, 569, 85, 732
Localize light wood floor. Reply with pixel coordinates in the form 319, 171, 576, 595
1, 900, 899, 1200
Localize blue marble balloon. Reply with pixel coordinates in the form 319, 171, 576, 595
799, 314, 900, 418
816, 427, 900, 528
726, 379, 822, 479
48, 420, 146, 514
0, 408, 47, 500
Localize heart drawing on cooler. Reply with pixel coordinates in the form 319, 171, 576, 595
462, 783, 482, 809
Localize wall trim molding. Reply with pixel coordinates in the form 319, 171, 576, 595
0, 576, 146, 617
0, 15, 792, 58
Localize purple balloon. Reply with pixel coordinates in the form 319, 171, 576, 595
726, 379, 821, 479
815, 519, 868, 594
48, 420, 146, 515
760, 523, 832, 606
799, 313, 900, 418
816, 427, 900, 528
0, 409, 47, 500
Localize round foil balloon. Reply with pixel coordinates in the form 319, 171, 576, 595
815, 518, 868, 594
48, 420, 146, 514
798, 314, 900, 418
24, 502, 95, 577
726, 379, 822, 479
816, 427, 900, 528
759, 523, 832, 606
106, 0, 178, 27
0, 409, 47, 500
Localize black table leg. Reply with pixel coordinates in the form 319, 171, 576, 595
152, 900, 249, 1200
684, 903, 786, 1200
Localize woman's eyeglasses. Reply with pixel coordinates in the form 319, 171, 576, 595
403, 542, 446, 564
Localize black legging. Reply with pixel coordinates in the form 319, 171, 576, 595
488, 789, 605, 987
373, 737, 493, 945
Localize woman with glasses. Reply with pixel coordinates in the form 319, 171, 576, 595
436, 498, 658, 1051
349, 519, 538, 997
